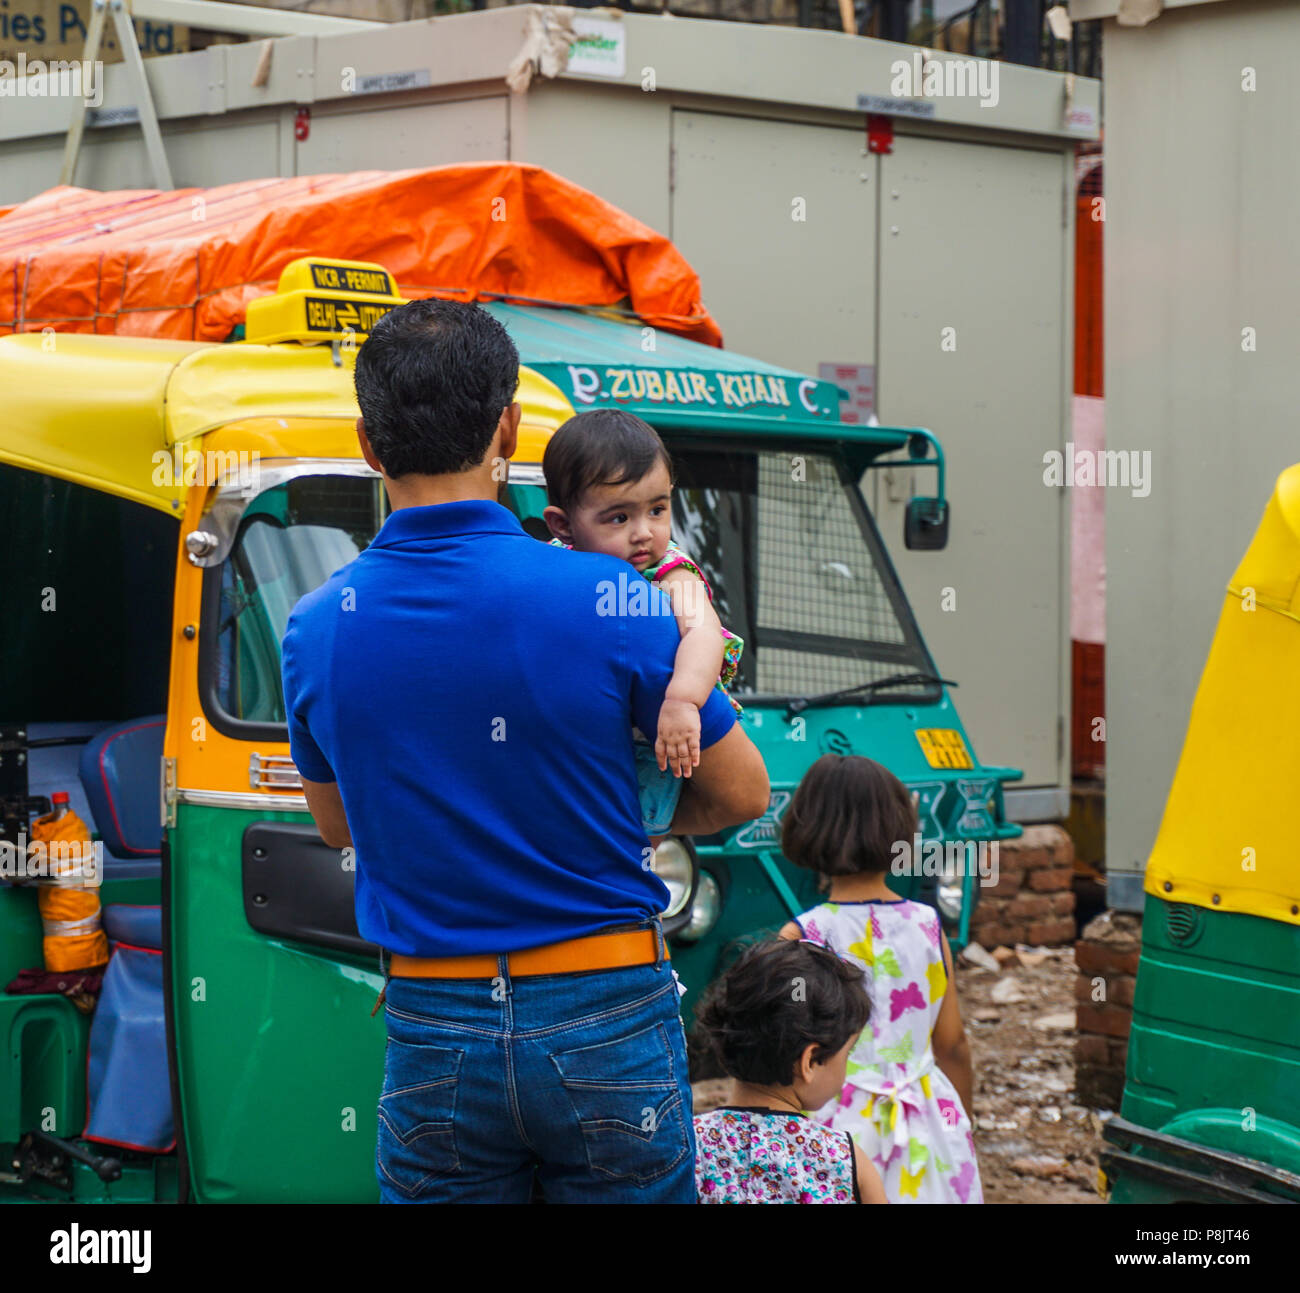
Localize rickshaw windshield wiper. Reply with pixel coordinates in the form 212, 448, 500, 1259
783, 672, 955, 721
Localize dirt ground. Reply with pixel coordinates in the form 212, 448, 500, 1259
959, 944, 1103, 1203
692, 944, 1104, 1204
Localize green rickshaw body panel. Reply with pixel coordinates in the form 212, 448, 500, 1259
1111, 894, 1300, 1202
168, 802, 385, 1203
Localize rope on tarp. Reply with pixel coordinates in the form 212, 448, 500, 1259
2, 280, 716, 338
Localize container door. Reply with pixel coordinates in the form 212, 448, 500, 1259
875, 135, 1071, 797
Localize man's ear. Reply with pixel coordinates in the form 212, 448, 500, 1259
356, 416, 384, 474
543, 505, 573, 543
496, 402, 521, 463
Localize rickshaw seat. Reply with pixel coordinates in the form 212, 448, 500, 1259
103, 904, 163, 952
78, 716, 166, 871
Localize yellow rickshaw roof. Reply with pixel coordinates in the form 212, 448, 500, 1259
0, 332, 572, 513
1145, 462, 1300, 925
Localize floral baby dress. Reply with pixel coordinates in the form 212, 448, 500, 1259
795, 899, 983, 1204
694, 1108, 860, 1204
640, 544, 744, 713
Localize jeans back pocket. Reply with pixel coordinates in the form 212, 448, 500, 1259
551, 1020, 691, 1187
376, 1038, 464, 1200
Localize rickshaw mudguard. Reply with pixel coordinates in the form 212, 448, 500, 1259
1101, 1114, 1300, 1205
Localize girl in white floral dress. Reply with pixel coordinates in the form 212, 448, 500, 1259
779, 754, 983, 1204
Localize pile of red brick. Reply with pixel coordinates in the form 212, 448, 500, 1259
1074, 910, 1142, 1107
971, 825, 1077, 949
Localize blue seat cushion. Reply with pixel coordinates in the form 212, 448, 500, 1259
103, 904, 163, 951
84, 945, 174, 1153
78, 717, 166, 858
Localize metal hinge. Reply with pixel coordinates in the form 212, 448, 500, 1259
161, 757, 177, 829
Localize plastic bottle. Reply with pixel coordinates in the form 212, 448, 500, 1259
33, 792, 108, 971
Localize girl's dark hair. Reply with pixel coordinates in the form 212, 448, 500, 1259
781, 753, 918, 876
694, 939, 870, 1087
542, 409, 675, 513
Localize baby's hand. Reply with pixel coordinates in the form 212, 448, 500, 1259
656, 699, 701, 778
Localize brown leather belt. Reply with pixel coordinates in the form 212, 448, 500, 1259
388, 928, 667, 980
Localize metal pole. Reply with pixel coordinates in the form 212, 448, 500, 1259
1002, 0, 1040, 67
111, 0, 174, 190
878, 0, 909, 43
59, 0, 109, 186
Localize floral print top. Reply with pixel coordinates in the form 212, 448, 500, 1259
693, 1107, 859, 1204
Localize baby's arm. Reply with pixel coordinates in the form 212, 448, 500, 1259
931, 933, 975, 1119
654, 566, 727, 777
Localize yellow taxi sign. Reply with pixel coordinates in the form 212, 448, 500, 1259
276, 257, 397, 299
915, 728, 974, 771
245, 258, 406, 346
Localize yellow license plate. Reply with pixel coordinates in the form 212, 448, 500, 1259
915, 728, 974, 770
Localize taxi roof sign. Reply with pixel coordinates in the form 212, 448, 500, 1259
276, 257, 397, 299
244, 257, 406, 345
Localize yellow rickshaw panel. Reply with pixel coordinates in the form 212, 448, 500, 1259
1145, 464, 1300, 925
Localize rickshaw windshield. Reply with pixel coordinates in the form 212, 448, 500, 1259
207, 446, 939, 732
661, 442, 938, 701
211, 474, 388, 725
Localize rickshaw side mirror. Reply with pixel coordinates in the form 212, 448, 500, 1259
905, 497, 950, 551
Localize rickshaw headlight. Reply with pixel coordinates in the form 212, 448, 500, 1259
936, 857, 963, 922
676, 869, 721, 944
652, 838, 695, 920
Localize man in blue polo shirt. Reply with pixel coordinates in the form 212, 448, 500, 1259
281, 298, 769, 1204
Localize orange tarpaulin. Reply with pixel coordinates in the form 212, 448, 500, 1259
0, 164, 722, 347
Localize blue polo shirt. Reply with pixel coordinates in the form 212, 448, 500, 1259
280, 499, 736, 956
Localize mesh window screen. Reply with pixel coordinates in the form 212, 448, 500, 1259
669, 445, 931, 700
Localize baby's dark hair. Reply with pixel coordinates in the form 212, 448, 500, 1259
694, 939, 870, 1087
782, 753, 918, 876
542, 409, 675, 513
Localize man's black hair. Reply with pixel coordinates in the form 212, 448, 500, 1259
542, 409, 674, 513
353, 297, 519, 478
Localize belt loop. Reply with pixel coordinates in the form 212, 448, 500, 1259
653, 918, 665, 972
495, 953, 512, 997
371, 948, 390, 1017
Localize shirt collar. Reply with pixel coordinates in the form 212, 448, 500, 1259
369, 499, 524, 549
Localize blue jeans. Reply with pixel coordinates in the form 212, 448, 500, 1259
375, 942, 696, 1203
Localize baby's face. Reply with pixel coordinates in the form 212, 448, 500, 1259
563, 461, 673, 573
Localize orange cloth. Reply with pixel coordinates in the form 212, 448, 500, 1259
29, 807, 108, 972
0, 164, 722, 347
